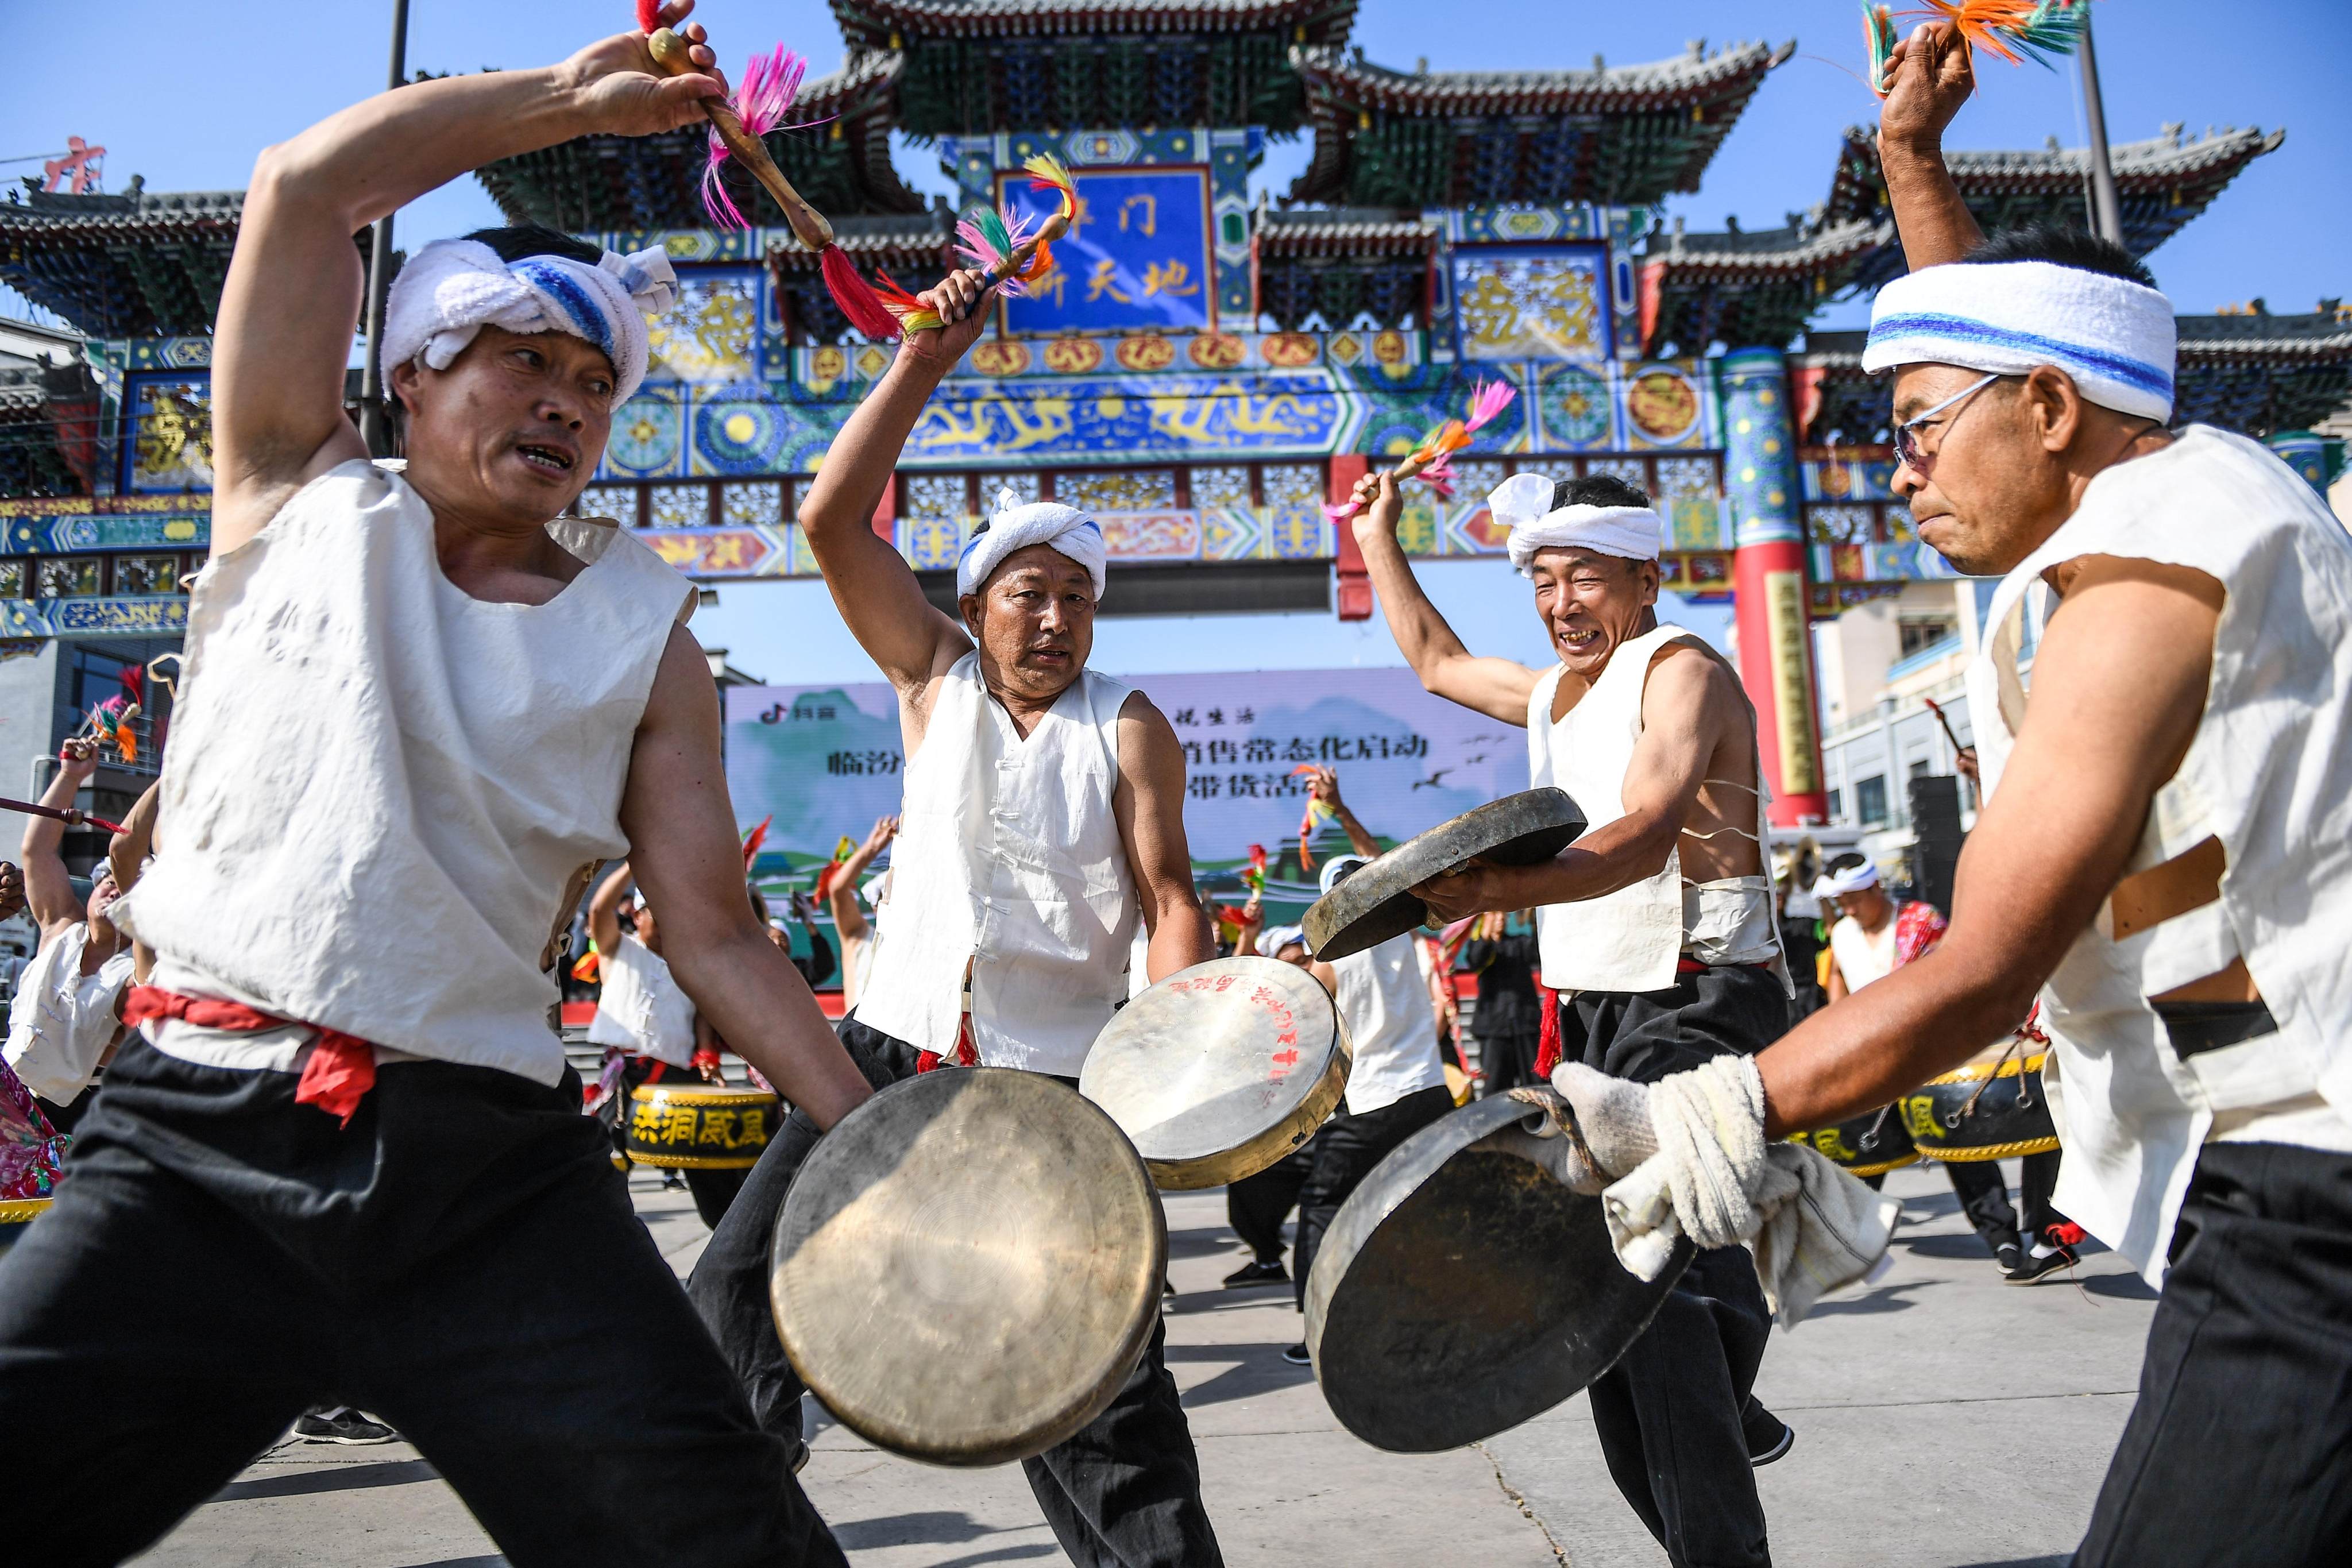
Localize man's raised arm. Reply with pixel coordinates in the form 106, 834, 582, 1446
1347, 472, 1542, 725
22, 741, 98, 936
619, 627, 872, 1131
1876, 20, 1986, 272
210, 5, 723, 553
795, 274, 994, 692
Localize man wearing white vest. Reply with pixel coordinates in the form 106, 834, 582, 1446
1347, 457, 1793, 1562
1520, 25, 2352, 1567
0, 12, 878, 1563
686, 261, 1223, 1568
3, 738, 133, 1128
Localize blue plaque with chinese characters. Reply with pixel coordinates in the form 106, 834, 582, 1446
997, 167, 1214, 335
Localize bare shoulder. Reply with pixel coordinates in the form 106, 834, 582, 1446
1115, 688, 1183, 771
1644, 638, 1741, 706
2050, 554, 2226, 615
639, 623, 723, 733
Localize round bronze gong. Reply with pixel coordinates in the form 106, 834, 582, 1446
1081, 956, 1349, 1191
1304, 1090, 1691, 1453
769, 1068, 1164, 1466
1304, 788, 1586, 962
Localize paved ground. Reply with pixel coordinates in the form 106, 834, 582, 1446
134, 1161, 2152, 1567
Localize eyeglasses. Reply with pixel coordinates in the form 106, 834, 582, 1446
1892, 372, 2004, 473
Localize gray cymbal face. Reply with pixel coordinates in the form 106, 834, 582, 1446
1081, 957, 1349, 1191
770, 1068, 1165, 1466
1304, 1092, 1691, 1453
1304, 788, 1586, 961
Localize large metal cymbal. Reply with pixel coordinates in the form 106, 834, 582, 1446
1304, 788, 1586, 961
1304, 1090, 1691, 1453
769, 1068, 1164, 1466
1081, 956, 1350, 1191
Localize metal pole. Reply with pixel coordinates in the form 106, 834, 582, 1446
2076, 10, 2125, 247
357, 0, 412, 457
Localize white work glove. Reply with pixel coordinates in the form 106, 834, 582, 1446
1548, 1061, 1659, 1192
1472, 1073, 1654, 1196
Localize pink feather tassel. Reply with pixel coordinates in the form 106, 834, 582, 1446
700, 45, 814, 231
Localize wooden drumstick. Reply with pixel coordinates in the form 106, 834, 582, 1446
646, 27, 835, 252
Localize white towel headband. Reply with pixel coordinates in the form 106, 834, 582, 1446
383, 237, 679, 405
1489, 472, 1664, 575
1863, 260, 2175, 422
955, 489, 1108, 600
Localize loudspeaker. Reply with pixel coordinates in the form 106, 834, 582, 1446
1909, 774, 1964, 914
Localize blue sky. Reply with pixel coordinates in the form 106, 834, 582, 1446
9, 0, 2342, 683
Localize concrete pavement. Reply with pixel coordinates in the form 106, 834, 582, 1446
133, 1161, 2153, 1566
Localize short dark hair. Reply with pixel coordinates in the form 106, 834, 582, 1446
1961, 222, 2155, 289
461, 223, 602, 268
1550, 473, 1653, 512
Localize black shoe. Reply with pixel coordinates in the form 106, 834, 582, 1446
785, 1436, 810, 1474
1163, 1277, 1176, 1298
1741, 1401, 1795, 1466
293, 1407, 396, 1446
660, 1169, 686, 1191
1222, 1259, 1289, 1288
1280, 1342, 1312, 1366
2007, 1245, 2077, 1284
1995, 1243, 2025, 1276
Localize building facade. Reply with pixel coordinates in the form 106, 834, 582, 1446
1, 1, 2343, 858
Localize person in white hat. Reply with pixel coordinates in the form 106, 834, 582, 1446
1533, 24, 2352, 1567
0, 9, 872, 1563
1345, 432, 1799, 1555
683, 232, 1222, 1568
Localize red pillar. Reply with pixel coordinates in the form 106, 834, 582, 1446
1329, 454, 1372, 621
1717, 347, 1828, 826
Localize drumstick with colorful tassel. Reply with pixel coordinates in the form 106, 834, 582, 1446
876, 155, 1080, 335
1866, 0, 2086, 96
636, 8, 906, 340
1326, 379, 1517, 523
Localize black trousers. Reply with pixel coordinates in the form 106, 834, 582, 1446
1945, 1149, 2066, 1256
0, 1039, 841, 1568
2075, 1140, 2352, 1567
1472, 1028, 1541, 1096
1565, 965, 1786, 1568
684, 1164, 749, 1230
687, 1014, 1225, 1568
1226, 1136, 1315, 1266
1292, 1084, 1457, 1312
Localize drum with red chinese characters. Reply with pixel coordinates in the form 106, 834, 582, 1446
1080, 956, 1348, 1190
622, 1083, 780, 1169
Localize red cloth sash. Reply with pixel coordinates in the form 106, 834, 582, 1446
122, 986, 377, 1128
915, 1012, 980, 1075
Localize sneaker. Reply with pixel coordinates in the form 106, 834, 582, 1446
2007, 1244, 2077, 1284
1994, 1243, 2025, 1277
293, 1407, 396, 1446
1280, 1342, 1312, 1366
1741, 1401, 1795, 1466
660, 1169, 687, 1191
1222, 1259, 1289, 1289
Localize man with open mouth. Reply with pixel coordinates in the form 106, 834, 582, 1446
0, 7, 876, 1564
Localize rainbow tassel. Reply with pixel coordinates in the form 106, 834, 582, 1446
1326, 383, 1509, 522
1243, 843, 1268, 895
1022, 153, 1079, 224
954, 205, 1054, 295
1863, 4, 1899, 95
1872, 0, 2085, 97
810, 832, 856, 897
700, 45, 814, 230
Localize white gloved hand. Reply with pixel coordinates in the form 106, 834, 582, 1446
1549, 1061, 1659, 1187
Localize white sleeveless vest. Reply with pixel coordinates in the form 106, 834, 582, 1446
114, 460, 693, 1084
1527, 623, 1785, 995
1967, 425, 2352, 1282
2, 923, 133, 1102
1331, 933, 1446, 1115
856, 652, 1141, 1075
